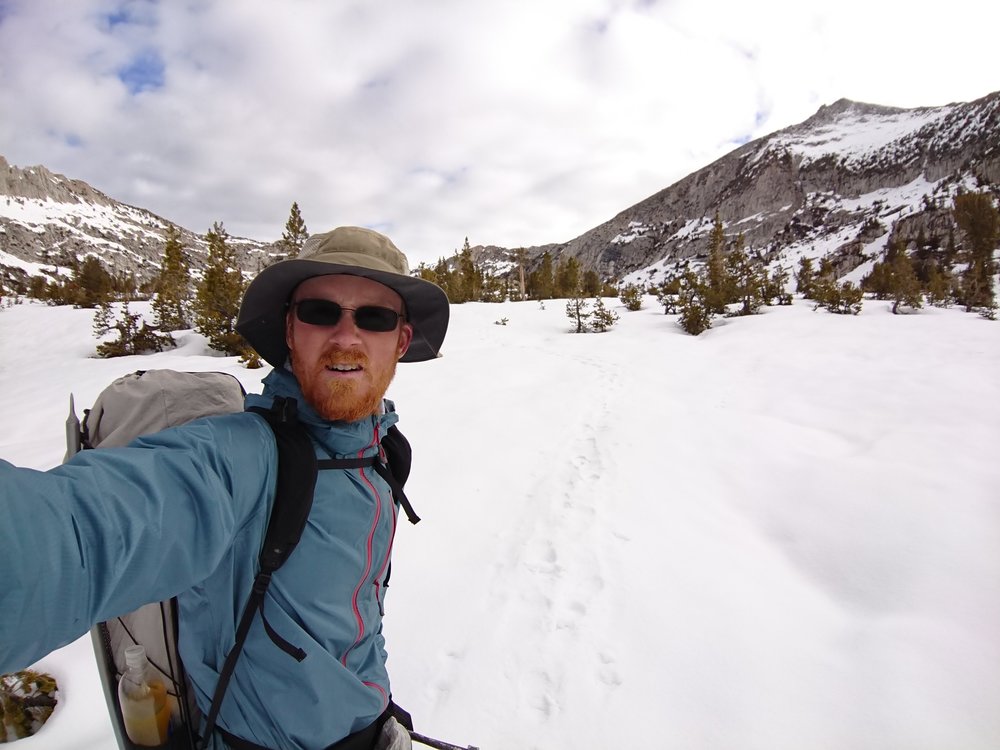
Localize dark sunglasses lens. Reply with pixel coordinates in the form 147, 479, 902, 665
295, 299, 343, 326
354, 306, 400, 332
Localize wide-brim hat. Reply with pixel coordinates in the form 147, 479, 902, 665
237, 226, 449, 367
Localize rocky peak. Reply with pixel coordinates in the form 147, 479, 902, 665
0, 156, 115, 207
0, 157, 278, 293
800, 98, 907, 128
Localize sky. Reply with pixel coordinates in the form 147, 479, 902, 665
1, 0, 999, 266
2, 294, 999, 749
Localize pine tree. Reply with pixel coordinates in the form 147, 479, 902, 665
924, 261, 952, 307
813, 280, 863, 315
555, 257, 581, 298
705, 213, 730, 314
677, 270, 714, 335
581, 269, 601, 296
71, 256, 114, 308
432, 258, 456, 301
93, 298, 114, 338
480, 272, 506, 303
152, 224, 192, 331
724, 241, 764, 316
655, 276, 681, 314
95, 302, 174, 358
890, 250, 923, 314
795, 256, 816, 298
455, 238, 482, 303
194, 222, 247, 355
618, 283, 643, 311
590, 296, 619, 332
862, 259, 893, 300
415, 262, 438, 285
565, 296, 592, 333
953, 192, 999, 316
27, 275, 49, 301
763, 266, 792, 306
276, 201, 309, 262
528, 251, 555, 300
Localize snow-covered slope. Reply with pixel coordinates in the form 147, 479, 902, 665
2, 295, 998, 749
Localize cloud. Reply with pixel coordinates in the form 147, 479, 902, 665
1, 0, 998, 265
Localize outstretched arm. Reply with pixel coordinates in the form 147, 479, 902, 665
0, 413, 276, 673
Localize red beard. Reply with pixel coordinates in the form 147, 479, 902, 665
292, 345, 398, 422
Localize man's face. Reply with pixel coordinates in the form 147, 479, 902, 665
286, 274, 413, 422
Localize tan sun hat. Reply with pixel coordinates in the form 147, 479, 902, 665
236, 226, 449, 367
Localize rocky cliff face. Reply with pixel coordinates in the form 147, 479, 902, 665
507, 90, 1000, 284
0, 156, 277, 292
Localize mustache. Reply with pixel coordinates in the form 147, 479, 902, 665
317, 346, 370, 369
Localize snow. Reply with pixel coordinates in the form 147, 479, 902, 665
765, 107, 952, 168
0, 249, 71, 277
840, 175, 940, 215
610, 222, 650, 245
2, 296, 999, 749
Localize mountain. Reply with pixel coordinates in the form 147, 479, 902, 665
488, 90, 1000, 284
0, 156, 279, 292
2, 89, 998, 295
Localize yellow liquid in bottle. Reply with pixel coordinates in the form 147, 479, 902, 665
122, 680, 170, 746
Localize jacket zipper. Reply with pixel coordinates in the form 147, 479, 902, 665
373, 497, 398, 616
341, 423, 383, 668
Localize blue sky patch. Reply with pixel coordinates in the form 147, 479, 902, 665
104, 8, 131, 27
118, 50, 165, 94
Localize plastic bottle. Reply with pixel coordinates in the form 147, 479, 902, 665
118, 645, 170, 746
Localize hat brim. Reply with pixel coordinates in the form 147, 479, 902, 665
237, 259, 450, 367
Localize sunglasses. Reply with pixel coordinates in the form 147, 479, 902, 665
290, 298, 403, 332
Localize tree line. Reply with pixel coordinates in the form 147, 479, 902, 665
633, 191, 998, 335
13, 190, 998, 350
414, 238, 618, 304
22, 202, 308, 362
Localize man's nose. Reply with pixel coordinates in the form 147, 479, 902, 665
323, 310, 366, 342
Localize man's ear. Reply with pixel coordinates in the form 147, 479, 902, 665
397, 323, 413, 359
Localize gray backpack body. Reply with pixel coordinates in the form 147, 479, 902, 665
65, 370, 249, 749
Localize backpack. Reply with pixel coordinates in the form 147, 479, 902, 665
64, 369, 417, 750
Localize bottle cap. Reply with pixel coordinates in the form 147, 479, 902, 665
124, 645, 147, 670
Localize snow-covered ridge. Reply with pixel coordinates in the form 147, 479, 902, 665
762, 104, 953, 169
0, 156, 278, 288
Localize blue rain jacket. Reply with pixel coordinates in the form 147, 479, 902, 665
0, 368, 401, 749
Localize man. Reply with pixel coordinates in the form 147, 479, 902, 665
0, 227, 450, 750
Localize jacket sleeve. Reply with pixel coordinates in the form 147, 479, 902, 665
0, 413, 277, 674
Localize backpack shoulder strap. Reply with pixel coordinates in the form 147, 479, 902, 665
375, 425, 419, 524
200, 397, 317, 746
